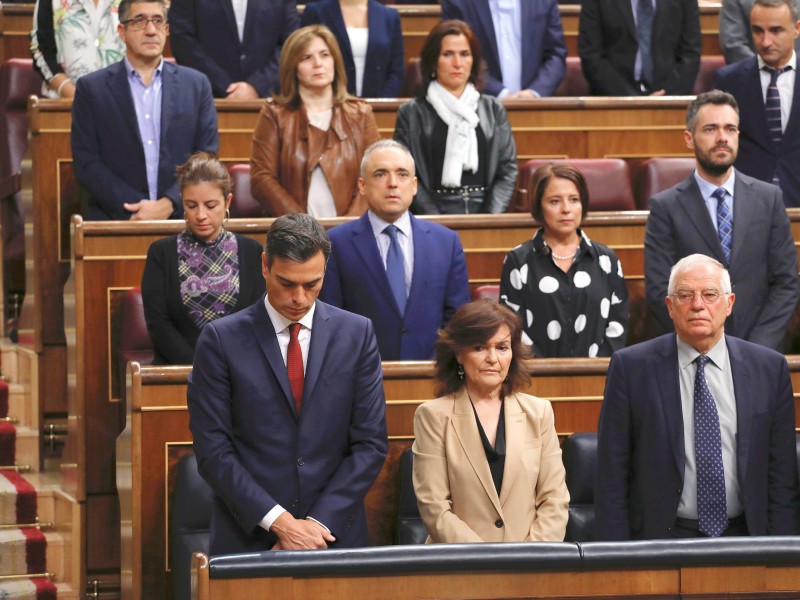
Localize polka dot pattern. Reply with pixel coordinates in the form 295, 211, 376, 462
509, 264, 529, 290
693, 355, 728, 537
598, 255, 612, 273
605, 321, 624, 338
526, 310, 533, 327
574, 314, 587, 333
588, 343, 599, 357
574, 271, 591, 288
539, 276, 559, 294
600, 298, 610, 319
546, 320, 562, 340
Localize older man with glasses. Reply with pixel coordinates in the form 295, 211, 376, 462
71, 0, 219, 221
596, 252, 799, 541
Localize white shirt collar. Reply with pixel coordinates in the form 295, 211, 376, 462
757, 50, 797, 72
263, 295, 316, 334
367, 210, 412, 239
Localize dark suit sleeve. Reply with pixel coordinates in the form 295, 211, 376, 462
71, 78, 150, 219
644, 195, 677, 332
243, 2, 299, 97
161, 73, 219, 211
767, 356, 800, 534
719, 0, 755, 65
306, 318, 387, 533
659, 0, 701, 95
528, 0, 568, 97
594, 352, 634, 540
141, 239, 196, 364
188, 323, 280, 529
440, 0, 461, 20
168, 0, 233, 97
443, 232, 470, 324
382, 9, 405, 98
577, 0, 640, 96
748, 189, 800, 350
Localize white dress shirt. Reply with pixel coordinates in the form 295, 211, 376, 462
758, 51, 797, 133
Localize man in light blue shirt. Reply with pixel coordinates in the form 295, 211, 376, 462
71, 0, 218, 220
441, 0, 567, 98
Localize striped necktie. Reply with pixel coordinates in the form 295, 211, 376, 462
712, 188, 732, 264
765, 66, 791, 186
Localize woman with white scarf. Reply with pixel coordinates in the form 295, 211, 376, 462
394, 20, 518, 214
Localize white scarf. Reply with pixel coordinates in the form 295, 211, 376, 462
426, 80, 481, 188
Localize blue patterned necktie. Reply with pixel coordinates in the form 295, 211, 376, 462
693, 355, 728, 537
712, 188, 732, 264
383, 225, 407, 314
636, 0, 654, 86
765, 65, 791, 183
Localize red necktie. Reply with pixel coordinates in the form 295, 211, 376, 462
287, 323, 304, 413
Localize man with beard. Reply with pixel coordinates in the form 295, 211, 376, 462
714, 0, 800, 208
644, 90, 799, 351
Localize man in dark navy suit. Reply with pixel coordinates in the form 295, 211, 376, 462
189, 214, 388, 553
169, 0, 298, 98
71, 0, 218, 220
320, 140, 470, 360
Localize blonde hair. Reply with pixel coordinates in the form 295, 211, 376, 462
273, 25, 349, 109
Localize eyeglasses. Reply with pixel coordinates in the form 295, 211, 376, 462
121, 15, 166, 31
671, 290, 725, 305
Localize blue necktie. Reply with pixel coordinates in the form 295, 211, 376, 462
384, 225, 407, 314
712, 188, 732, 264
636, 0, 654, 87
765, 66, 791, 183
693, 355, 728, 537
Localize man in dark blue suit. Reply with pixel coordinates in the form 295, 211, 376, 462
441, 0, 567, 98
596, 254, 799, 540
169, 0, 298, 99
71, 0, 218, 221
714, 0, 800, 207
189, 214, 387, 553
320, 140, 470, 361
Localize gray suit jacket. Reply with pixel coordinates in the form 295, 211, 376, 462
644, 170, 799, 351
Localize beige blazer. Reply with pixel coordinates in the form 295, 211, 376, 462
412, 390, 569, 543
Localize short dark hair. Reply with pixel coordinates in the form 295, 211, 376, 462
176, 151, 231, 198
528, 164, 590, 222
434, 300, 530, 398
265, 214, 331, 268
418, 20, 482, 96
119, 0, 166, 23
686, 90, 739, 131
753, 0, 800, 21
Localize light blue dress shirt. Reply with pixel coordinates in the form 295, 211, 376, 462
693, 169, 735, 233
489, 0, 523, 97
124, 56, 163, 200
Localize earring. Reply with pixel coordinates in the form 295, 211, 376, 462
224, 208, 230, 225
431, 71, 437, 80
457, 364, 464, 380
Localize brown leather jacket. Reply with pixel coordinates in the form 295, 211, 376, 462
250, 98, 380, 216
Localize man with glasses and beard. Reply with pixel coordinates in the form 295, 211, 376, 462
644, 90, 799, 352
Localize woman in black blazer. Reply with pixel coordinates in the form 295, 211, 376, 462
300, 0, 405, 98
141, 152, 265, 365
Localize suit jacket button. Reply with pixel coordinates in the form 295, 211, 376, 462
240, 54, 246, 61
495, 519, 503, 528
297, 458, 304, 466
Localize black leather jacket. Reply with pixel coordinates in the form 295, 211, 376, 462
394, 95, 518, 214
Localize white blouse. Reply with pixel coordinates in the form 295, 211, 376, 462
346, 27, 369, 97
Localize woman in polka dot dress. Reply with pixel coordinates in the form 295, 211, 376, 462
499, 164, 629, 357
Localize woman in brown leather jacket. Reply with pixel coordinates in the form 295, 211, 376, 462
250, 25, 380, 217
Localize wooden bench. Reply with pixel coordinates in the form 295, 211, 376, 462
0, 3, 724, 65
121, 360, 800, 600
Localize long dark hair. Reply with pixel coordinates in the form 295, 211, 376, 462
418, 20, 482, 97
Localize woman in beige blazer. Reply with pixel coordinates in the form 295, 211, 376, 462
412, 300, 569, 543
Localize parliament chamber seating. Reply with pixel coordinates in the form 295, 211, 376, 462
693, 55, 726, 95
172, 453, 213, 600
0, 58, 41, 328
630, 157, 696, 209
470, 284, 500, 302
396, 448, 427, 545
228, 164, 264, 218
514, 158, 637, 213
554, 56, 590, 97
561, 432, 597, 542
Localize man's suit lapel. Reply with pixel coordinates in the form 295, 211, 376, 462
727, 336, 754, 481
451, 390, 503, 516
107, 61, 144, 147
781, 64, 800, 142
406, 215, 431, 315
303, 301, 333, 409
620, 0, 637, 42
740, 58, 772, 147
519, 0, 536, 88
472, 1, 501, 73
654, 334, 686, 477
217, 0, 241, 49
729, 170, 757, 268
351, 214, 403, 318
498, 394, 525, 507
676, 176, 728, 263
250, 298, 298, 416
159, 62, 179, 152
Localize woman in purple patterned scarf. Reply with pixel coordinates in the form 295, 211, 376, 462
141, 152, 266, 364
